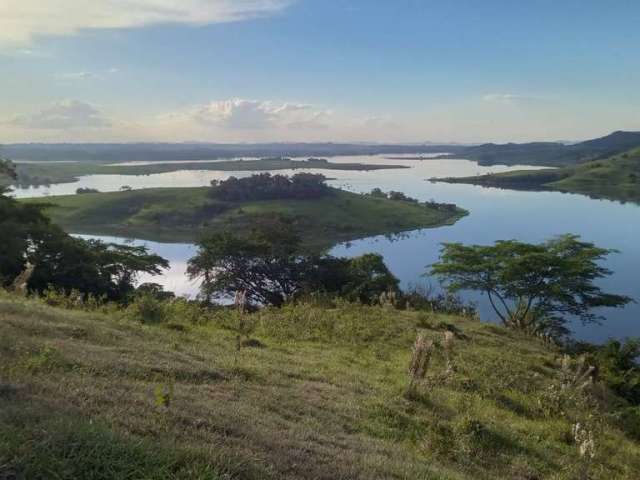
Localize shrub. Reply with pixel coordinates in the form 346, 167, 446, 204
614, 406, 640, 441
127, 294, 167, 324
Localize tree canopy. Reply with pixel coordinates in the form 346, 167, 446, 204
431, 235, 632, 338
0, 159, 17, 195
187, 217, 399, 306
209, 173, 330, 202
0, 178, 167, 301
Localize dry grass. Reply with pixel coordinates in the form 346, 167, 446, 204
1, 292, 639, 479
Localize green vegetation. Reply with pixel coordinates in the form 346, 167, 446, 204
2, 291, 640, 479
435, 131, 640, 167
432, 235, 632, 340
188, 218, 400, 306
8, 157, 409, 187
209, 172, 330, 201
22, 186, 466, 247
1, 182, 168, 301
0, 159, 16, 191
433, 149, 640, 204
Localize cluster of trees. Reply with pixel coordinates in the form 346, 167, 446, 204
1, 159, 168, 302
76, 187, 100, 194
370, 188, 417, 202
369, 188, 458, 212
187, 216, 399, 307
187, 214, 631, 343
209, 173, 330, 202
3, 157, 633, 345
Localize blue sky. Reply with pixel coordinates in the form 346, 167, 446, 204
2, 0, 640, 143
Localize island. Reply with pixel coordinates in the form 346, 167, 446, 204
23, 183, 467, 249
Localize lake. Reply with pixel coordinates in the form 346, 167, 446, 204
13, 155, 640, 343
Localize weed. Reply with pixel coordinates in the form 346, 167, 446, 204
406, 333, 434, 398
154, 383, 174, 410
127, 294, 166, 324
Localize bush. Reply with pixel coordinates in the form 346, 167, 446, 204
614, 406, 640, 441
127, 294, 167, 324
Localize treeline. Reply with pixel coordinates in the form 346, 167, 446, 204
1, 159, 167, 303
209, 173, 330, 201
369, 188, 459, 212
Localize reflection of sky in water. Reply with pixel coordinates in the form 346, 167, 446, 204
74, 234, 201, 299
15, 155, 639, 343
10, 154, 548, 199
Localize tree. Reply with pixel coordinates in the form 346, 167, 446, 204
0, 174, 168, 301
304, 254, 400, 304
431, 235, 632, 338
341, 253, 400, 303
188, 217, 399, 307
188, 216, 308, 306
0, 158, 16, 178
28, 237, 169, 301
0, 193, 53, 285
0, 159, 17, 195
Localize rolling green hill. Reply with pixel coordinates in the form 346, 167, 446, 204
433, 149, 640, 204
438, 131, 640, 167
22, 187, 466, 248
1, 292, 639, 479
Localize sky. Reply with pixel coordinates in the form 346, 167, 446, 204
1, 0, 640, 144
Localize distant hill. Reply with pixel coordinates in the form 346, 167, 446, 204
4, 131, 640, 167
0, 142, 466, 163
433, 148, 640, 204
439, 131, 640, 166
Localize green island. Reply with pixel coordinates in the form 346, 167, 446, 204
432, 148, 640, 204
7, 157, 408, 187
22, 185, 466, 248
2, 292, 639, 479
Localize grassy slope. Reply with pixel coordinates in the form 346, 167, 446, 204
11, 158, 408, 186
1, 292, 639, 479
22, 187, 466, 247
436, 131, 640, 167
433, 149, 640, 204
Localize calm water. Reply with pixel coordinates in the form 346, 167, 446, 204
14, 155, 640, 343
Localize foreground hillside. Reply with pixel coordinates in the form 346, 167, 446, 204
23, 187, 465, 247
433, 149, 640, 204
1, 292, 639, 479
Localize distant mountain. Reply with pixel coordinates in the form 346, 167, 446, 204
438, 131, 640, 166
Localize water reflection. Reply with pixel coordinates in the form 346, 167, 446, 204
14, 155, 639, 342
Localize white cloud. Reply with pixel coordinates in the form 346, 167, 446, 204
8, 100, 110, 129
1, 0, 292, 46
54, 71, 99, 81
482, 93, 537, 103
187, 98, 330, 130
